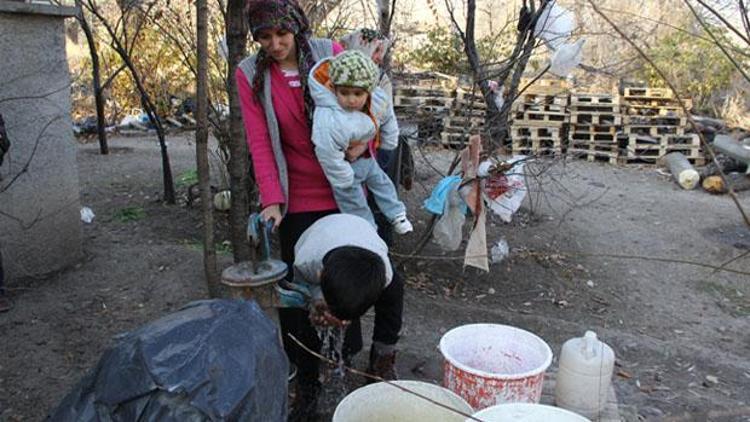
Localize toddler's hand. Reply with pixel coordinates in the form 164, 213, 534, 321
345, 141, 368, 162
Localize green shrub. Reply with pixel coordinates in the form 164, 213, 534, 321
638, 23, 747, 112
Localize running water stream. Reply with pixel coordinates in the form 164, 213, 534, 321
315, 326, 350, 412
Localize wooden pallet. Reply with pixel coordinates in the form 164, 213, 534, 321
624, 125, 685, 136
443, 115, 484, 128
623, 97, 693, 110
569, 113, 622, 125
623, 87, 672, 99
625, 104, 685, 116
622, 146, 704, 165
516, 93, 569, 106
396, 72, 458, 91
624, 115, 686, 126
394, 86, 453, 98
570, 141, 618, 152
440, 131, 473, 148
514, 102, 567, 113
567, 148, 619, 164
511, 126, 563, 139
569, 124, 619, 135
520, 77, 570, 95
568, 104, 622, 114
453, 98, 487, 110
513, 111, 568, 125
626, 134, 700, 148
393, 95, 453, 108
570, 93, 618, 105
512, 137, 564, 156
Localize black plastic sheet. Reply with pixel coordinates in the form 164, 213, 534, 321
49, 299, 288, 421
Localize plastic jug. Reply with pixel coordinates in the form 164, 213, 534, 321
555, 331, 615, 419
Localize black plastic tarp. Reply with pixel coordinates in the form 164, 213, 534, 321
49, 299, 288, 421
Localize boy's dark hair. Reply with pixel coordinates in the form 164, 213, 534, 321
320, 246, 386, 321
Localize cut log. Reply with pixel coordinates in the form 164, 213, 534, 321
703, 175, 725, 194
690, 114, 726, 131
664, 152, 700, 190
702, 173, 750, 194
714, 135, 750, 164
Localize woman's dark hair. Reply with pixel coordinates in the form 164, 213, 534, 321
246, 0, 316, 124
320, 246, 386, 321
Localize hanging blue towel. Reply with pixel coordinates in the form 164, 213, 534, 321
423, 175, 468, 215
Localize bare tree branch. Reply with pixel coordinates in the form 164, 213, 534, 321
0, 116, 62, 194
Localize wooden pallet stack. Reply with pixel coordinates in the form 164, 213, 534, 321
392, 73, 457, 126
393, 86, 454, 116
440, 87, 487, 148
566, 93, 622, 164
621, 87, 702, 164
510, 78, 570, 156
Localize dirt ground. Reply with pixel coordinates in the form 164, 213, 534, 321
1, 134, 749, 421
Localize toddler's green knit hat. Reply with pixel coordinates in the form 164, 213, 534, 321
329, 50, 379, 92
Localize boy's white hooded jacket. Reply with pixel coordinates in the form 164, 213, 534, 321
309, 57, 399, 189
294, 213, 393, 301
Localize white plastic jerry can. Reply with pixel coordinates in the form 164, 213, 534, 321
555, 331, 615, 419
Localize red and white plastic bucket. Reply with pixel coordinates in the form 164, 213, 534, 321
439, 324, 553, 410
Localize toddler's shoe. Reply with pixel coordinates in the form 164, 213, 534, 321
392, 213, 413, 234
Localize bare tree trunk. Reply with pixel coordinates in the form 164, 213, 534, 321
75, 0, 108, 155
84, 0, 176, 204
448, 0, 547, 151
378, 0, 395, 73
226, 0, 251, 262
197, 0, 220, 296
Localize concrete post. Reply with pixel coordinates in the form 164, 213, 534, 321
0, 1, 83, 280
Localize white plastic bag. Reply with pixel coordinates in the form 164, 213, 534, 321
80, 206, 95, 224
433, 186, 466, 251
534, 2, 576, 51
483, 156, 528, 223
491, 238, 510, 264
488, 81, 505, 111
549, 39, 585, 76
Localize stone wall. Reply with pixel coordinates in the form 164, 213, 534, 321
0, 1, 82, 281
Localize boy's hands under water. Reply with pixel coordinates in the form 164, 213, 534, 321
310, 299, 349, 327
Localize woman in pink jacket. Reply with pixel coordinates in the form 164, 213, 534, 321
236, 1, 403, 419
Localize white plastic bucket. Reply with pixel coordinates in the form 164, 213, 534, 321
332, 380, 474, 422
439, 324, 553, 409
468, 403, 590, 421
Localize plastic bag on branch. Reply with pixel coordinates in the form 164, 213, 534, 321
483, 157, 528, 223
549, 39, 585, 77
534, 2, 575, 51
433, 185, 466, 251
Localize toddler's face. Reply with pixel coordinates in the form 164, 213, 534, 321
335, 86, 369, 112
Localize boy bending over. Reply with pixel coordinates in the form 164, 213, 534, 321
282, 213, 403, 419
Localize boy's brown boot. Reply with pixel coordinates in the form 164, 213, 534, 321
366, 342, 397, 383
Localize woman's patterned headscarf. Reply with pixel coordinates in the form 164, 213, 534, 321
246, 0, 317, 123
247, 0, 311, 40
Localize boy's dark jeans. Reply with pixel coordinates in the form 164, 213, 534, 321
278, 211, 404, 385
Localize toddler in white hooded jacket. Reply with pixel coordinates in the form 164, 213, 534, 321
309, 50, 412, 234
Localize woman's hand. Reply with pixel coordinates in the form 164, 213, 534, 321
345, 141, 368, 162
260, 204, 282, 230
